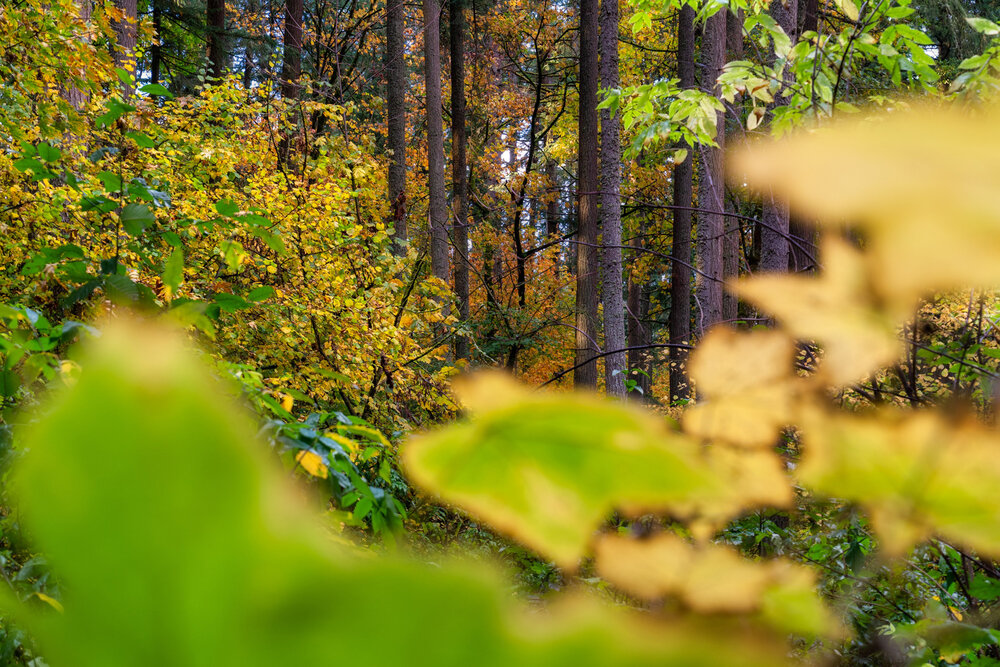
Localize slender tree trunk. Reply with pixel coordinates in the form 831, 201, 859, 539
424, 0, 450, 285
669, 4, 695, 402
574, 0, 600, 389
599, 0, 625, 397
207, 0, 227, 81
722, 9, 743, 322
112, 0, 138, 96
801, 0, 819, 32
546, 158, 559, 238
281, 0, 304, 99
387, 0, 408, 252
627, 250, 652, 400
151, 0, 162, 86
451, 0, 470, 360
64, 0, 93, 110
694, 10, 726, 334
759, 0, 798, 274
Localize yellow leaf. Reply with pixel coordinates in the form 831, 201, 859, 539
280, 393, 294, 413
733, 237, 902, 386
730, 104, 1000, 302
35, 592, 64, 613
683, 329, 799, 447
294, 450, 328, 479
594, 534, 840, 636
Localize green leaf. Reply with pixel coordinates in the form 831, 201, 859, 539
102, 275, 139, 304
0, 370, 21, 398
162, 248, 184, 296
402, 374, 729, 568
4, 322, 788, 667
215, 200, 239, 217
246, 286, 274, 302
213, 293, 250, 313
139, 83, 174, 98
97, 171, 123, 193
121, 203, 154, 236
967, 16, 1000, 35
36, 143, 61, 162
124, 131, 156, 148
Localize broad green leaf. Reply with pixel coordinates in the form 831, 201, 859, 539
120, 203, 154, 236
36, 143, 61, 162
246, 286, 274, 302
139, 83, 174, 98
102, 275, 138, 304
4, 322, 786, 667
162, 248, 184, 298
124, 131, 156, 148
403, 373, 726, 568
214, 293, 250, 313
0, 370, 21, 397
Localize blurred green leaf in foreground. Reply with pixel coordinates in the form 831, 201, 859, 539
0, 320, 786, 666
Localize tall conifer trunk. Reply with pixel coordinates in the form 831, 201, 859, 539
599, 0, 625, 397
451, 0, 470, 360
424, 0, 450, 286
669, 4, 695, 401
387, 0, 408, 252
574, 0, 600, 389
694, 10, 726, 334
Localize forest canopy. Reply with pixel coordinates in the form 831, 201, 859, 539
4, 0, 1000, 663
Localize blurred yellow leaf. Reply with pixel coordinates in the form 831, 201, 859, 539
683, 329, 798, 447
734, 237, 903, 386
594, 534, 839, 637
730, 104, 1000, 301
799, 408, 1000, 555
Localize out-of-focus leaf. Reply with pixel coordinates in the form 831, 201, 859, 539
683, 329, 799, 447
120, 203, 154, 236
734, 237, 903, 386
403, 373, 726, 568
4, 321, 787, 667
594, 534, 839, 637
162, 248, 183, 298
729, 104, 1000, 301
799, 408, 1000, 556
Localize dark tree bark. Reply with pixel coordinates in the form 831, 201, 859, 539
64, 0, 93, 109
574, 0, 600, 389
545, 157, 559, 238
151, 0, 162, 85
207, 0, 227, 81
669, 4, 695, 402
112, 0, 138, 96
759, 0, 798, 274
281, 0, 304, 99
723, 9, 744, 322
599, 0, 625, 397
694, 9, 726, 334
387, 0, 408, 251
627, 251, 652, 400
424, 0, 450, 286
451, 0, 470, 360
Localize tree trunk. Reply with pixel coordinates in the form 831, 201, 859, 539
759, 0, 798, 274
546, 157, 559, 238
112, 0, 138, 96
424, 0, 450, 286
669, 4, 695, 402
574, 0, 600, 389
599, 0, 625, 397
451, 0, 470, 360
387, 0, 408, 252
151, 0, 162, 86
694, 9, 726, 335
207, 0, 227, 81
627, 254, 652, 400
281, 0, 304, 99
64, 0, 93, 110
